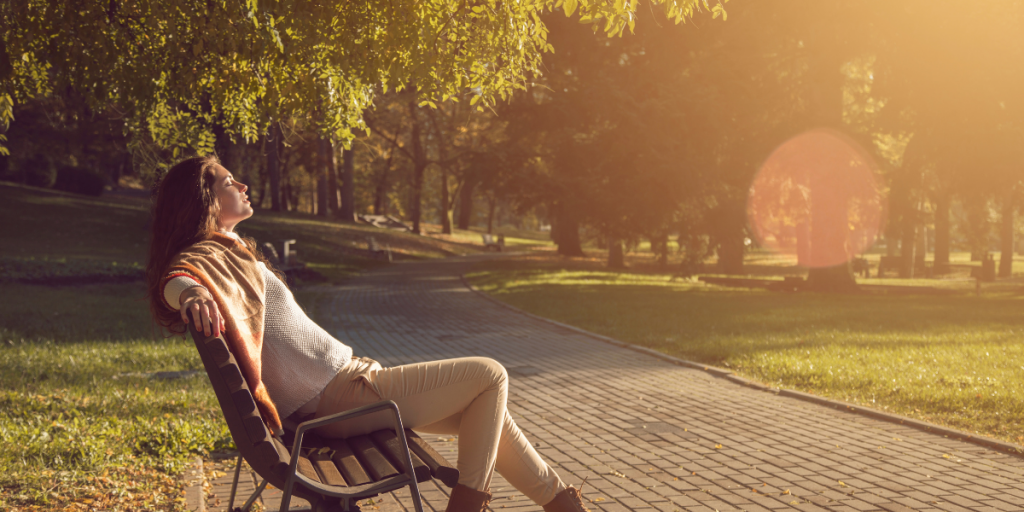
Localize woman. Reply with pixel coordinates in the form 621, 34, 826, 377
146, 156, 589, 512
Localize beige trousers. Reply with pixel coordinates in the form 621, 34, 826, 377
313, 356, 566, 505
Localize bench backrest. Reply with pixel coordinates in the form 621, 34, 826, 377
188, 322, 324, 502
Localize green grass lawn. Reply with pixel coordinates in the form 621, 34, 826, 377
466, 257, 1024, 446
0, 181, 485, 286
0, 282, 225, 510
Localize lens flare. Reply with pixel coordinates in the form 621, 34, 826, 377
747, 129, 884, 268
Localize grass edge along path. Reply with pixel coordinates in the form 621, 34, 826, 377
464, 263, 1024, 450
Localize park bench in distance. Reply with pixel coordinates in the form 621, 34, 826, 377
262, 240, 306, 286
358, 214, 412, 232
481, 234, 505, 252
186, 311, 458, 512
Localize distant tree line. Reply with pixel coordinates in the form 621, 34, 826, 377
4, 1, 1023, 292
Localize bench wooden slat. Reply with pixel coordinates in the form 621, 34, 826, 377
206, 338, 231, 365
231, 389, 257, 415
405, 430, 459, 488
220, 362, 244, 389
254, 439, 289, 478
370, 430, 431, 482
244, 416, 269, 444
348, 434, 399, 481
327, 438, 373, 485
308, 448, 348, 486
297, 454, 322, 483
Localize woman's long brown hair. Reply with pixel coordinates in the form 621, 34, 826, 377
146, 156, 223, 333
147, 156, 284, 334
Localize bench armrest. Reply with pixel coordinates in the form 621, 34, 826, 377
281, 400, 422, 511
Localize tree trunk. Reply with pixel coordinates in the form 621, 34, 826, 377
806, 159, 857, 291
1000, 190, 1015, 278
316, 137, 328, 217
966, 195, 988, 261
718, 234, 745, 275
899, 222, 916, 278
313, 140, 325, 216
339, 146, 357, 222
553, 203, 585, 257
440, 165, 453, 234
934, 192, 950, 272
654, 234, 669, 266
803, 29, 857, 292
486, 195, 497, 234
408, 99, 427, 234
456, 175, 477, 230
267, 123, 283, 212
915, 222, 927, 273
608, 239, 625, 269
806, 263, 857, 292
374, 149, 393, 215
327, 140, 340, 214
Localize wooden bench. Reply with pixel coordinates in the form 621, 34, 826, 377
262, 240, 306, 286
481, 234, 504, 252
187, 312, 457, 512
851, 257, 870, 278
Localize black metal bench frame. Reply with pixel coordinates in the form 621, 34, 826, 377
187, 311, 457, 512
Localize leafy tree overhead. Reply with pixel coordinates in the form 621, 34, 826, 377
1, 0, 725, 160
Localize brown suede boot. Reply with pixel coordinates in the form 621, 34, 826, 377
542, 484, 591, 512
445, 483, 492, 512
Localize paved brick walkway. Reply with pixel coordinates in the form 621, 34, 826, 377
207, 255, 1024, 512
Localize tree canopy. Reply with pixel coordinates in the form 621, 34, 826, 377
0, 0, 725, 156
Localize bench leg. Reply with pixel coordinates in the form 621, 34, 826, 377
229, 454, 269, 512
229, 454, 243, 510
395, 427, 425, 512
242, 479, 268, 512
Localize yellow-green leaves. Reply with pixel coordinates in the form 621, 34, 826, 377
1, 0, 723, 156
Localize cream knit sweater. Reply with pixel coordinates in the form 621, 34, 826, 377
165, 234, 351, 418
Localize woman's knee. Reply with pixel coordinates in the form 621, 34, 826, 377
467, 356, 507, 389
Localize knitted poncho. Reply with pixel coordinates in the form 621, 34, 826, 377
161, 233, 283, 434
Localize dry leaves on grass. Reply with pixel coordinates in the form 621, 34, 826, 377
1, 464, 186, 511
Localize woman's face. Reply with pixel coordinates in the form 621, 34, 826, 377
212, 164, 253, 231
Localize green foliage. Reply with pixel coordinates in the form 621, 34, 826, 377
0, 0, 722, 159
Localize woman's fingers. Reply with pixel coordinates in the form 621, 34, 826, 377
189, 301, 202, 328
208, 302, 222, 337
200, 303, 212, 336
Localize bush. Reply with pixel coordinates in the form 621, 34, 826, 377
53, 165, 106, 196
21, 154, 57, 189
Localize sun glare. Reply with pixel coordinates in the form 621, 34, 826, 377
747, 129, 884, 269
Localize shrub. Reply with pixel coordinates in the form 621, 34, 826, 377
53, 165, 106, 196
21, 154, 57, 188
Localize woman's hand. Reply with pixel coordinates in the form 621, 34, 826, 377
180, 286, 225, 337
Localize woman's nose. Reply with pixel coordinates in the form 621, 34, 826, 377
238, 182, 248, 192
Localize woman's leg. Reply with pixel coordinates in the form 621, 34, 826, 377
417, 410, 566, 505
314, 357, 564, 502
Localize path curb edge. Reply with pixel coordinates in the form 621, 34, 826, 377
459, 273, 1024, 459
